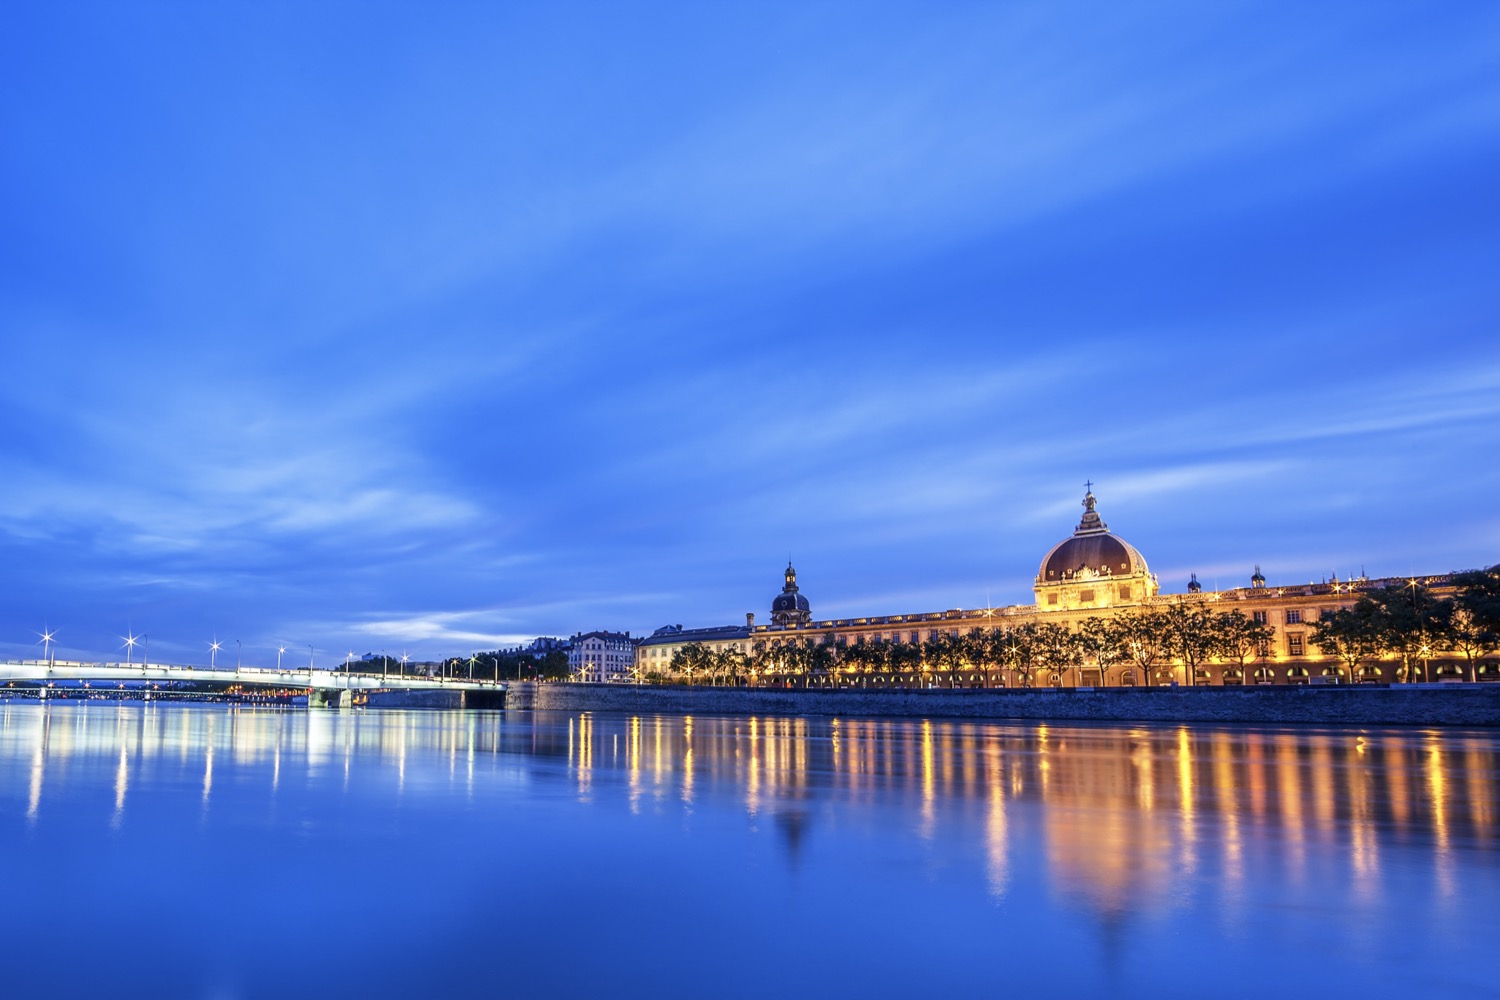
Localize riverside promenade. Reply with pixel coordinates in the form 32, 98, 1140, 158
506, 681, 1500, 727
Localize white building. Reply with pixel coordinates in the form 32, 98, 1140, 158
568, 630, 638, 683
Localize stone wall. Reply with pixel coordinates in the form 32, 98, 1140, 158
366, 688, 466, 709
505, 682, 1500, 727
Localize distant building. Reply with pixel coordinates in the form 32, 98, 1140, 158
506, 636, 571, 656
568, 630, 638, 683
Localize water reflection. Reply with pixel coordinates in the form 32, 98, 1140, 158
1, 703, 1496, 999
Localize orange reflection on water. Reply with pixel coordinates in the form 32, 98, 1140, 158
2, 704, 1495, 930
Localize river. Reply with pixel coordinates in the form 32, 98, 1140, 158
1, 703, 1495, 998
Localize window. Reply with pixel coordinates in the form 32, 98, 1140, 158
1047, 593, 1059, 606
1079, 590, 1095, 603
1285, 610, 1302, 625
1288, 634, 1305, 656
1256, 640, 1271, 657
1252, 611, 1268, 625
1119, 585, 1132, 600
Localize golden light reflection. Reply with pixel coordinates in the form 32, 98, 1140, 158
919, 719, 936, 837
1426, 734, 1454, 899
1177, 727, 1196, 876
985, 746, 1008, 901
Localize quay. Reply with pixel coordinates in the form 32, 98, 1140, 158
507, 681, 1500, 727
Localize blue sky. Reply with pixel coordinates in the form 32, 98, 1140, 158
3, 2, 1499, 664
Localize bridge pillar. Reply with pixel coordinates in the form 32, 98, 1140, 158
308, 688, 353, 709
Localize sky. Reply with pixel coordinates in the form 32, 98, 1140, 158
3, 2, 1499, 666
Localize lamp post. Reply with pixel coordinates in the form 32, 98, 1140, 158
236, 639, 241, 670
401, 652, 410, 678
1408, 578, 1426, 683
210, 639, 222, 669
39, 628, 56, 667
277, 645, 287, 671
122, 631, 140, 667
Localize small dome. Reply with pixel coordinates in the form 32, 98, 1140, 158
772, 592, 811, 613
771, 561, 812, 623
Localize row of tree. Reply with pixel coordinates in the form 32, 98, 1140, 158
661, 567, 1500, 687
1308, 568, 1500, 682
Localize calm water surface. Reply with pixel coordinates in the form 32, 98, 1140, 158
1, 703, 1495, 999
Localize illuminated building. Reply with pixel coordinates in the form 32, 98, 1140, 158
636, 486, 1470, 686
568, 630, 639, 683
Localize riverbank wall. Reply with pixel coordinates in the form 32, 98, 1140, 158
504, 682, 1500, 726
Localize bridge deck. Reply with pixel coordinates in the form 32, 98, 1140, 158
0, 660, 504, 692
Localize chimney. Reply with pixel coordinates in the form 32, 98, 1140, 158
746, 612, 755, 627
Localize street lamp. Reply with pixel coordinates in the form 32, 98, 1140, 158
122, 631, 140, 667
210, 639, 223, 669
401, 652, 410, 678
38, 628, 56, 666
277, 645, 287, 670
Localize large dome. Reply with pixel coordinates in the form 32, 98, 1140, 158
1037, 490, 1150, 583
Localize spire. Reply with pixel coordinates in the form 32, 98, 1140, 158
784, 561, 798, 592
1188, 572, 1202, 594
1075, 483, 1109, 535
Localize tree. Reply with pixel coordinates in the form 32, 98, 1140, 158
809, 633, 841, 687
1034, 622, 1080, 687
999, 623, 1042, 688
1365, 582, 1448, 682
780, 639, 813, 687
923, 630, 969, 688
1164, 602, 1219, 686
1078, 616, 1125, 686
718, 647, 749, 687
1117, 609, 1168, 687
669, 643, 717, 686
1307, 603, 1380, 682
968, 628, 1005, 687
1214, 608, 1276, 683
844, 638, 890, 688
1447, 566, 1500, 681
890, 639, 924, 686
1443, 605, 1497, 683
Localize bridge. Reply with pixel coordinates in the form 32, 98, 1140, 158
0, 659, 506, 708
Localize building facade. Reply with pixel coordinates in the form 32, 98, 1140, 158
638, 488, 1469, 687
568, 630, 639, 683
